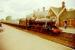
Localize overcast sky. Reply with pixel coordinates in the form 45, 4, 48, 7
0, 0, 75, 19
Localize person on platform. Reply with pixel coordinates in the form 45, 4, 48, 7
64, 21, 67, 29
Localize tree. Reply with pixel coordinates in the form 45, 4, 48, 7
6, 16, 12, 21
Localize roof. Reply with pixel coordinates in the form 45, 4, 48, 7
67, 10, 75, 19
50, 7, 62, 16
50, 7, 75, 19
34, 10, 48, 18
60, 9, 75, 20
67, 8, 75, 11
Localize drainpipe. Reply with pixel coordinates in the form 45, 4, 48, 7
69, 19, 72, 27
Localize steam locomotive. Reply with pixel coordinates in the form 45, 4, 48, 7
24, 18, 62, 34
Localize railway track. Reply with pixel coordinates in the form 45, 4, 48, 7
2, 22, 75, 49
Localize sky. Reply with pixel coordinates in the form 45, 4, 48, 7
0, 0, 75, 19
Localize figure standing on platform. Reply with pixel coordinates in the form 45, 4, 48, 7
64, 20, 67, 29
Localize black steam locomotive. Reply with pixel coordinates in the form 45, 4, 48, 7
25, 19, 61, 34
